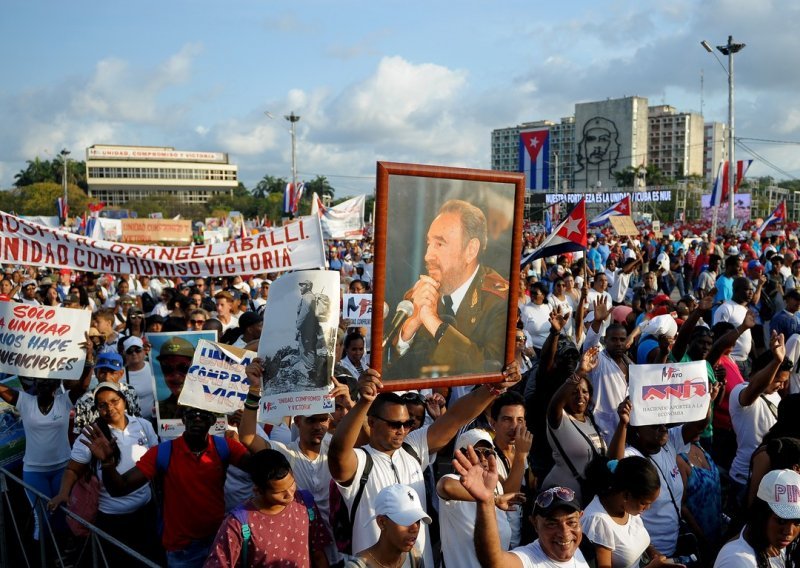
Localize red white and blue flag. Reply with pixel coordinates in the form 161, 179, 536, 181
56, 197, 68, 220
283, 182, 306, 215
519, 129, 550, 190
757, 200, 786, 236
588, 195, 631, 227
710, 159, 753, 207
521, 199, 587, 264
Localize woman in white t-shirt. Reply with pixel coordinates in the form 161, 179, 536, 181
581, 456, 666, 568
714, 469, 800, 568
49, 381, 159, 564
521, 282, 553, 353
548, 277, 576, 338
0, 368, 92, 540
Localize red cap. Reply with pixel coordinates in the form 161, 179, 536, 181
652, 294, 671, 307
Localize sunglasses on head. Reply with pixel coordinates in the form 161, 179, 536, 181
372, 415, 415, 431
190, 319, 206, 325
162, 362, 191, 375
535, 487, 576, 510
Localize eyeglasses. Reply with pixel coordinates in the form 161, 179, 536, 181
96, 397, 124, 412
162, 362, 191, 375
372, 415, 415, 431
183, 409, 214, 421
126, 347, 143, 355
471, 447, 496, 459
535, 487, 576, 510
129, 314, 143, 319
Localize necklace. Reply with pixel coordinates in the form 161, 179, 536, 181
38, 398, 54, 415
367, 549, 405, 568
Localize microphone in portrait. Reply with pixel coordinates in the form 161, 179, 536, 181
382, 300, 414, 348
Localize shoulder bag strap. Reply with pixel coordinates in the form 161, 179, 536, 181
569, 414, 607, 457
759, 395, 779, 420
547, 424, 582, 479
648, 454, 683, 521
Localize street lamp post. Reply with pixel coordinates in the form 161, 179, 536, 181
60, 149, 70, 224
284, 112, 301, 214
701, 36, 746, 231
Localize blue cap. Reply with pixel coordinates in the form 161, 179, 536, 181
95, 352, 124, 372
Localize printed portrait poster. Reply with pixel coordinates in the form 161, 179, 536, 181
628, 360, 710, 426
257, 270, 340, 423
178, 340, 256, 414
0, 303, 90, 380
148, 331, 226, 439
375, 166, 522, 390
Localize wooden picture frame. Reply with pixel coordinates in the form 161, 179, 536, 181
371, 162, 525, 391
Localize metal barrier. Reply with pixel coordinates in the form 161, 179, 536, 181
0, 465, 160, 568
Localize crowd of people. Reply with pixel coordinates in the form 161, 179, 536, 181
1, 221, 800, 568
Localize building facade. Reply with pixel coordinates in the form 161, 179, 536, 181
703, 122, 728, 183
85, 145, 238, 207
648, 105, 705, 179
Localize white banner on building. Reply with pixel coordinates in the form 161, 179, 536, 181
0, 303, 90, 380
178, 340, 256, 414
311, 193, 365, 240
628, 361, 710, 426
0, 211, 326, 277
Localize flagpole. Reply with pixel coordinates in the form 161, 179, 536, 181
711, 204, 719, 239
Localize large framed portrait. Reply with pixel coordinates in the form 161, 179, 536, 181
371, 162, 525, 390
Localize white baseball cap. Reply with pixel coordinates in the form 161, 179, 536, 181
455, 428, 494, 451
122, 336, 144, 352
365, 484, 432, 527
757, 469, 800, 519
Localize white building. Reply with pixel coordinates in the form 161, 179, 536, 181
648, 105, 705, 179
85, 145, 238, 207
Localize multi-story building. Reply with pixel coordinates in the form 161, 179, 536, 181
703, 122, 728, 183
648, 105, 705, 179
85, 145, 238, 207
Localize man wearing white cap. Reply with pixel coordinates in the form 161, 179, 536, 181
350, 484, 431, 568
715, 469, 800, 567
122, 336, 156, 421
437, 429, 515, 567
18, 278, 40, 305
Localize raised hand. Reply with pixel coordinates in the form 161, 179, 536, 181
495, 492, 526, 512
452, 446, 498, 504
699, 291, 715, 311
79, 423, 115, 463
593, 296, 610, 323
549, 306, 566, 333
617, 398, 632, 426
497, 361, 522, 390
514, 424, 533, 455
742, 308, 756, 330
425, 393, 447, 420
579, 345, 601, 375
244, 358, 265, 391
357, 369, 383, 403
770, 331, 786, 362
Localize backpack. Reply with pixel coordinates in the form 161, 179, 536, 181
314, 292, 331, 322
329, 443, 421, 554
153, 435, 231, 535
231, 489, 316, 567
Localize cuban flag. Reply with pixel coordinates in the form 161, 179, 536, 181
521, 199, 587, 264
519, 129, 550, 190
56, 197, 68, 220
757, 200, 786, 236
588, 195, 631, 227
710, 159, 753, 207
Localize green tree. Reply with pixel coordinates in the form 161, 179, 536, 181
252, 175, 288, 198
613, 164, 673, 187
14, 156, 87, 190
304, 175, 335, 200
14, 182, 89, 216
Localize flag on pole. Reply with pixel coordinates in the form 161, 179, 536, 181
519, 129, 550, 190
757, 200, 786, 236
588, 195, 631, 227
283, 183, 293, 215
56, 197, 68, 221
521, 199, 587, 265
710, 159, 753, 206
544, 211, 552, 234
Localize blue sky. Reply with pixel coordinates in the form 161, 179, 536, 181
2, 0, 798, 197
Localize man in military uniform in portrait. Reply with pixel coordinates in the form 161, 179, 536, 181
156, 336, 195, 420
386, 199, 509, 379
296, 279, 321, 373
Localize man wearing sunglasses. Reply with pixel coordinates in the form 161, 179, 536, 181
329, 365, 521, 568
156, 336, 195, 420
80, 404, 251, 566
454, 448, 590, 568
122, 336, 156, 422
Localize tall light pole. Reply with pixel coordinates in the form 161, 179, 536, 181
284, 111, 301, 213
701, 36, 746, 230
60, 148, 70, 224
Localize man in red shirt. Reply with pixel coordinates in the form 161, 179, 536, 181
80, 406, 251, 567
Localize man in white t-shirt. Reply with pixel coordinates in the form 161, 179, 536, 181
712, 277, 755, 375
454, 447, 590, 568
121, 336, 156, 421
437, 429, 513, 567
328, 367, 521, 568
728, 331, 788, 499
